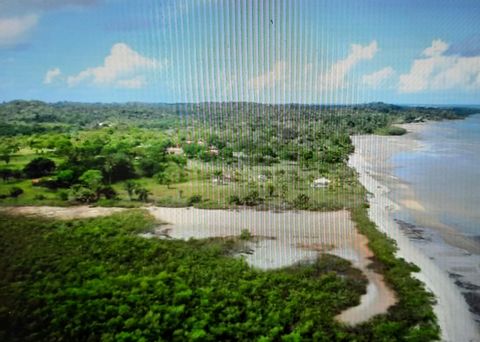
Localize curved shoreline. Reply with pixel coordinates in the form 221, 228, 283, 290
350, 127, 480, 341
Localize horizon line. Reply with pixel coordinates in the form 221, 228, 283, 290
2, 99, 480, 108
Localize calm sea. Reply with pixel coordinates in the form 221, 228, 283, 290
391, 114, 480, 240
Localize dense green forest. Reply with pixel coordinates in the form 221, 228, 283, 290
0, 210, 439, 341
0, 100, 475, 209
0, 100, 474, 133
0, 100, 474, 340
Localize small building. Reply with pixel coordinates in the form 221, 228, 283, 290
257, 174, 268, 182
311, 177, 330, 188
31, 178, 42, 185
212, 176, 229, 185
209, 147, 219, 156
166, 147, 184, 155
233, 151, 246, 159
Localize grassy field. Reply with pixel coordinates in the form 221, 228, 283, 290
0, 150, 365, 211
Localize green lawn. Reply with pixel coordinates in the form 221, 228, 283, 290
111, 160, 365, 210
1, 152, 365, 211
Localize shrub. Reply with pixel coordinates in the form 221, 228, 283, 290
23, 157, 56, 178
375, 126, 407, 136
229, 195, 243, 205
135, 187, 151, 202
123, 180, 140, 200
9, 187, 24, 198
386, 126, 407, 136
0, 168, 23, 181
99, 186, 118, 200
293, 193, 310, 209
240, 229, 252, 240
71, 185, 97, 203
155, 196, 189, 208
55, 169, 76, 187
243, 190, 262, 206
188, 195, 202, 206
58, 191, 69, 201
266, 183, 275, 197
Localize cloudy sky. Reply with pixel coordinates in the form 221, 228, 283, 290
1, 0, 480, 104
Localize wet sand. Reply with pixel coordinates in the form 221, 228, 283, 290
350, 124, 480, 341
1, 205, 396, 325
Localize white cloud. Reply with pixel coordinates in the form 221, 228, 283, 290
249, 61, 288, 91
249, 41, 379, 95
44, 67, 61, 84
67, 43, 167, 88
422, 39, 449, 57
399, 39, 480, 93
362, 66, 395, 88
0, 1, 102, 48
320, 40, 378, 89
0, 14, 38, 47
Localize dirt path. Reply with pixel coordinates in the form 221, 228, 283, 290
334, 232, 396, 324
1, 205, 396, 325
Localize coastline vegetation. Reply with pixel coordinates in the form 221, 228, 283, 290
0, 100, 468, 340
349, 206, 439, 340
374, 126, 407, 136
0, 100, 474, 210
0, 210, 438, 341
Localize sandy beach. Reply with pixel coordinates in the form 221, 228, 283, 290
350, 124, 480, 342
3, 205, 126, 219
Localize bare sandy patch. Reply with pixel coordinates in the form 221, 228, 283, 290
400, 199, 426, 211
146, 207, 397, 324
1, 206, 125, 220
334, 233, 396, 324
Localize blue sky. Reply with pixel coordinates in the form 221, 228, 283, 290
1, 0, 479, 104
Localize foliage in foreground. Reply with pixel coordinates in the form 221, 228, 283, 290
0, 206, 442, 341
0, 211, 370, 341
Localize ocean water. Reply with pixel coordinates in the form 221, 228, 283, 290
391, 114, 480, 241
